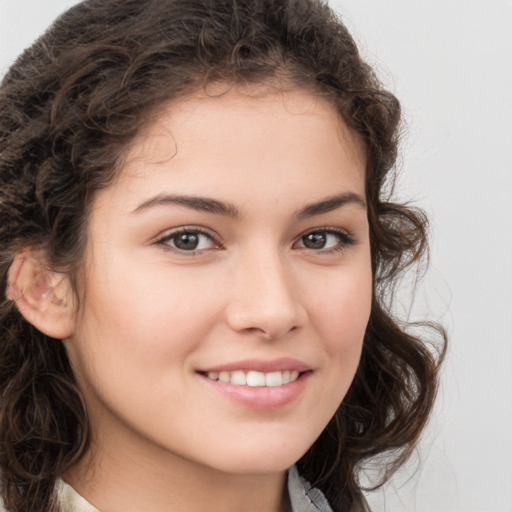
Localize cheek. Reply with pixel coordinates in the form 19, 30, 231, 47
312, 268, 372, 346
67, 264, 225, 408
307, 266, 372, 402
67, 266, 219, 418
81, 258, 221, 348
295, 264, 371, 439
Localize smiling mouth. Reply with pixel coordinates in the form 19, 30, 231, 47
202, 370, 302, 387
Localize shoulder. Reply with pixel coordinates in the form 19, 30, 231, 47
287, 466, 371, 512
287, 465, 333, 512
56, 479, 100, 512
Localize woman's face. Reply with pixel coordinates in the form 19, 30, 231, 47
64, 87, 372, 476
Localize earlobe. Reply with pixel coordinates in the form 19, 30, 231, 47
7, 250, 75, 339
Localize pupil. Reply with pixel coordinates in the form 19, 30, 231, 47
175, 233, 199, 250
304, 232, 326, 249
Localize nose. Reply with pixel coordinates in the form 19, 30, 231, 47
225, 251, 307, 340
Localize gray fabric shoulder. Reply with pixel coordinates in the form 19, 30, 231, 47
287, 465, 371, 512
287, 465, 333, 512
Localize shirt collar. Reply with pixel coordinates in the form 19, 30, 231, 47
287, 465, 333, 512
56, 478, 99, 512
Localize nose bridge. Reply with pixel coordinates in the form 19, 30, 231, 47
226, 246, 306, 339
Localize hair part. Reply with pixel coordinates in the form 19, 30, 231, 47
0, 1, 446, 511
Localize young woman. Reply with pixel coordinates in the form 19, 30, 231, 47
0, 1, 445, 511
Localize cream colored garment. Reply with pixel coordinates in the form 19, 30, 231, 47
55, 479, 99, 512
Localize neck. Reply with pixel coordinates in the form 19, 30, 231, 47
65, 435, 290, 512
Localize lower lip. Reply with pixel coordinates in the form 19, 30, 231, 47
198, 372, 310, 410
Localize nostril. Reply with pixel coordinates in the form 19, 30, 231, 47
224, 274, 307, 339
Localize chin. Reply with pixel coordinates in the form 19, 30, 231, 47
202, 442, 310, 476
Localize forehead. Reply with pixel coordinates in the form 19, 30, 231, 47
126, 86, 364, 172
96, 87, 366, 218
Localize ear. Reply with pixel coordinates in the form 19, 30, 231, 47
6, 250, 75, 339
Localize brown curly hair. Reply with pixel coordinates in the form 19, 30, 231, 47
0, 1, 446, 511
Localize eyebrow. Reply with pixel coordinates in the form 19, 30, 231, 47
132, 191, 366, 219
296, 192, 366, 219
132, 194, 239, 217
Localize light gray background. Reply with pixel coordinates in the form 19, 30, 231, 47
1, 1, 511, 511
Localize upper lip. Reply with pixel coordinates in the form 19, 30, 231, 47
199, 358, 311, 373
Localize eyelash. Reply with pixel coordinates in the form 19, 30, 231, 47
154, 226, 355, 255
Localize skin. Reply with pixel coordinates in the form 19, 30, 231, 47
62, 87, 372, 512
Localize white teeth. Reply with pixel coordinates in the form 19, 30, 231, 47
230, 370, 247, 385
206, 370, 301, 387
247, 371, 266, 387
265, 371, 283, 387
219, 371, 230, 383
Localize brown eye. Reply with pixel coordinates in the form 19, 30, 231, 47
296, 229, 354, 252
302, 232, 328, 249
173, 232, 201, 250
158, 229, 217, 252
